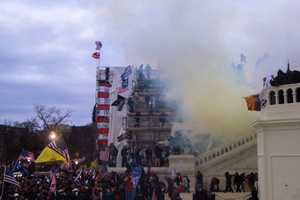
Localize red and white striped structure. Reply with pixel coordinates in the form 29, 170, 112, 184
96, 78, 111, 145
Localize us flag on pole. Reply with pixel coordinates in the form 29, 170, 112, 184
92, 52, 100, 59
99, 148, 110, 161
95, 41, 102, 50
4, 170, 20, 187
48, 141, 70, 164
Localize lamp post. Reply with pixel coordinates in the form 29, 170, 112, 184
49, 131, 57, 141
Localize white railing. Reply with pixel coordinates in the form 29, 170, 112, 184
197, 133, 257, 166
214, 192, 252, 200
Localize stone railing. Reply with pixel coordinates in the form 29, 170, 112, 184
197, 133, 257, 166
214, 192, 252, 200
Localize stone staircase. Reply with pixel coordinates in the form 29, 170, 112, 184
196, 133, 258, 189
214, 192, 251, 200
165, 192, 251, 200
197, 133, 257, 170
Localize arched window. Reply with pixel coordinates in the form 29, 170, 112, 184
296, 88, 300, 102
287, 89, 293, 103
269, 91, 276, 105
278, 90, 284, 104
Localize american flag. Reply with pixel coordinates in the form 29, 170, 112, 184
95, 41, 102, 50
48, 141, 70, 164
49, 171, 56, 193
4, 169, 20, 187
92, 51, 100, 59
99, 148, 110, 161
18, 149, 34, 162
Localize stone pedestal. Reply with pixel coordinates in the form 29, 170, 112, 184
169, 154, 196, 191
253, 119, 300, 200
252, 83, 300, 200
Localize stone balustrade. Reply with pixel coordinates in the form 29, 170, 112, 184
197, 133, 257, 167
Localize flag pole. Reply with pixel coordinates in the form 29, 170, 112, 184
98, 46, 101, 68
0, 166, 6, 200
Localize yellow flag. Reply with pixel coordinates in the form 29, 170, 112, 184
35, 147, 67, 164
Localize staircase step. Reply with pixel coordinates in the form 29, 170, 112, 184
214, 192, 251, 200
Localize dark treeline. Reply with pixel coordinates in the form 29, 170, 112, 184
0, 124, 97, 163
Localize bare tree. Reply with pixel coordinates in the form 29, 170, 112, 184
13, 117, 40, 132
34, 105, 71, 131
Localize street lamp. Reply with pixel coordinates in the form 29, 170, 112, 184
49, 131, 57, 141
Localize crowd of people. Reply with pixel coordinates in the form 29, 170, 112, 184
118, 145, 170, 168
106, 143, 171, 168
0, 160, 261, 200
0, 162, 191, 200
208, 171, 258, 193
201, 171, 259, 200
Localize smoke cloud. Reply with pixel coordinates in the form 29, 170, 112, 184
95, 0, 300, 138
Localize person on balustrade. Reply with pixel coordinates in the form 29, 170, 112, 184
225, 172, 233, 192
210, 177, 220, 192
233, 172, 243, 192
195, 171, 203, 191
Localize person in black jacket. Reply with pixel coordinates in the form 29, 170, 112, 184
225, 172, 233, 192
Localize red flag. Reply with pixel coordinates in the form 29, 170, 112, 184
97, 140, 108, 145
96, 116, 110, 123
244, 94, 261, 111
95, 41, 102, 50
96, 104, 110, 110
92, 52, 100, 59
97, 92, 109, 98
97, 128, 109, 134
50, 172, 56, 193
99, 149, 109, 161
151, 191, 157, 200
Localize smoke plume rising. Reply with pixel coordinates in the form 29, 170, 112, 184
95, 0, 300, 138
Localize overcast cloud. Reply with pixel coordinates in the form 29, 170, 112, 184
1, 0, 300, 131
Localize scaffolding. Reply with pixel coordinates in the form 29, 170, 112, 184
126, 70, 176, 148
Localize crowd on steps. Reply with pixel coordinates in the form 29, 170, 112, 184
0, 162, 191, 200
193, 171, 259, 200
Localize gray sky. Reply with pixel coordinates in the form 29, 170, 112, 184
1, 0, 300, 128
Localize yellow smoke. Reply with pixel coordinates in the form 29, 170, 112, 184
161, 52, 257, 138
96, 0, 260, 138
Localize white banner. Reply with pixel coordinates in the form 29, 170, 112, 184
97, 135, 108, 140
96, 86, 110, 92
96, 110, 110, 116
96, 98, 111, 104
97, 123, 109, 129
